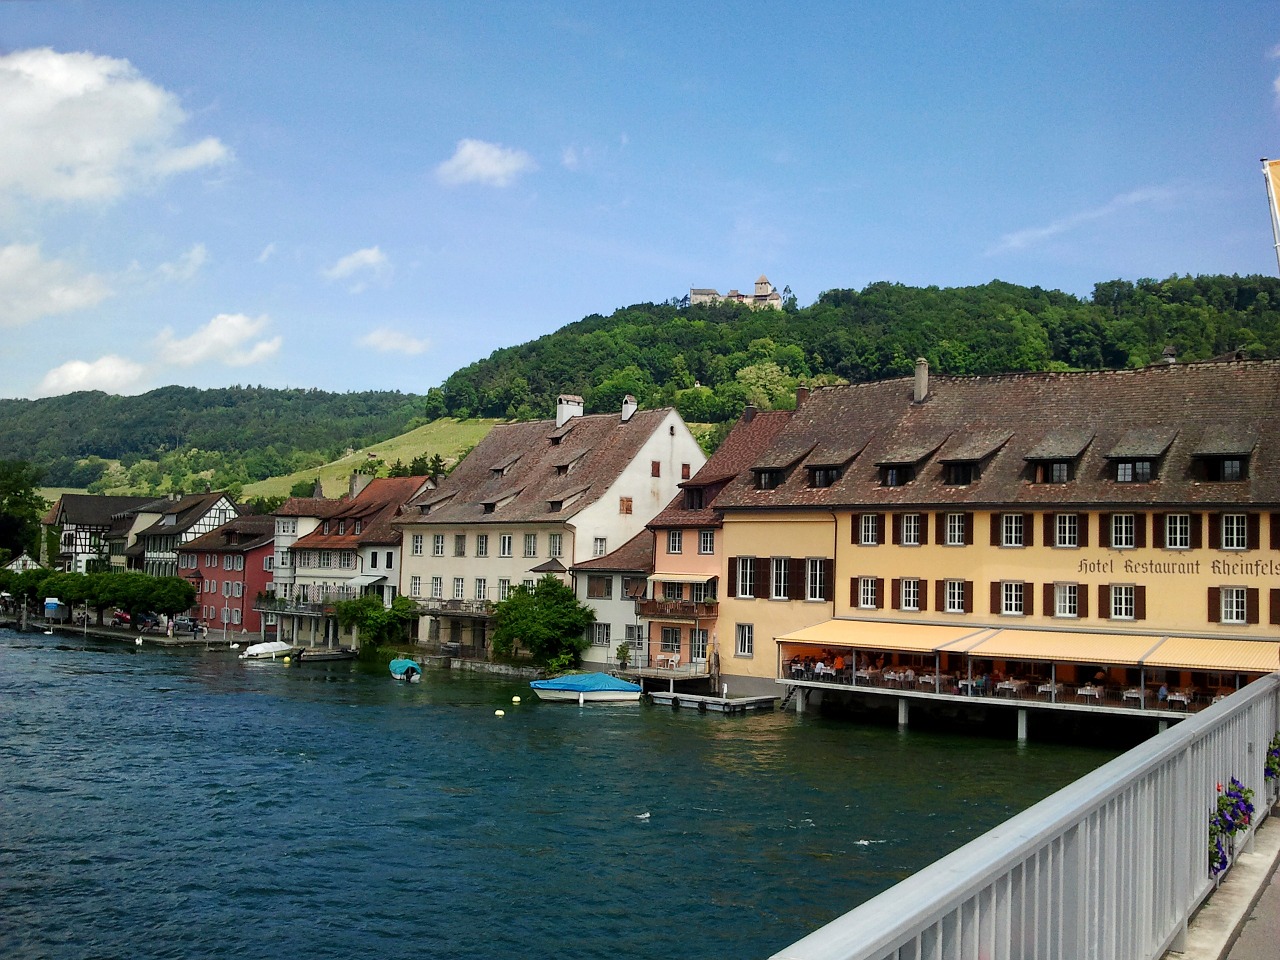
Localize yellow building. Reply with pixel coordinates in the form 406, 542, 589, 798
713, 360, 1280, 704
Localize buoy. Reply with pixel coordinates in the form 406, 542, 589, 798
495, 709, 505, 717
282, 656, 291, 663
512, 695, 521, 704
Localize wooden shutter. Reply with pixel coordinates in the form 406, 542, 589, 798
1043, 514, 1054, 546
1152, 513, 1166, 549
962, 580, 973, 613
1079, 514, 1090, 548
990, 581, 1002, 614
754, 559, 769, 599
1025, 584, 1034, 616
963, 513, 974, 545
1209, 514, 1221, 550
1272, 515, 1280, 551
891, 514, 902, 545
1270, 589, 1280, 625
1247, 514, 1260, 551
1190, 513, 1202, 549
850, 514, 861, 544
788, 558, 805, 601
874, 577, 884, 610
1043, 583, 1054, 616
823, 559, 835, 601
1134, 585, 1146, 620
990, 514, 1002, 547
1207, 587, 1220, 623
935, 512, 945, 543
1246, 588, 1259, 625
918, 515, 929, 546
1099, 584, 1111, 619
850, 578, 858, 608
727, 557, 737, 597
935, 579, 945, 612
917, 580, 928, 612
891, 578, 901, 609
1078, 585, 1088, 619
1099, 513, 1112, 548
1134, 514, 1147, 549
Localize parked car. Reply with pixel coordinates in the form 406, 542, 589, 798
172, 616, 199, 634
135, 613, 161, 631
110, 611, 131, 627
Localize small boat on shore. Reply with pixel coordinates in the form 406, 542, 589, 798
389, 658, 422, 682
296, 647, 357, 662
238, 640, 295, 661
530, 672, 642, 704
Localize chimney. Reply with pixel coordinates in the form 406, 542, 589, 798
621, 394, 638, 422
913, 358, 929, 403
556, 394, 584, 428
349, 472, 372, 498
795, 386, 809, 409
742, 404, 757, 424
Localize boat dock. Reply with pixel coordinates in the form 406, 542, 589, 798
647, 691, 778, 714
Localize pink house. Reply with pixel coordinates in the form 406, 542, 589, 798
177, 515, 276, 637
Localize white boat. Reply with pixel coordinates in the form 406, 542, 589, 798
530, 672, 642, 703
238, 640, 295, 661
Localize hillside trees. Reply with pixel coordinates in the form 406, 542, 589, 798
0, 460, 47, 564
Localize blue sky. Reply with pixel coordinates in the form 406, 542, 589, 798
1, 1, 1277, 399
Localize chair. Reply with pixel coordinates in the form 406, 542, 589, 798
666, 653, 681, 671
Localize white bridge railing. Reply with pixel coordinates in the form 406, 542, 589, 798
771, 673, 1280, 960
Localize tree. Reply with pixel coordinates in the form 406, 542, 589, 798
335, 593, 418, 650
491, 574, 594, 670
290, 478, 319, 498
0, 460, 47, 564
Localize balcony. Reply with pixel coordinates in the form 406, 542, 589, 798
253, 591, 355, 617
636, 598, 718, 620
415, 598, 494, 620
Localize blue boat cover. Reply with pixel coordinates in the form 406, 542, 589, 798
530, 672, 641, 693
389, 658, 422, 678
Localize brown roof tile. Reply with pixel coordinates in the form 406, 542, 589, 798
572, 528, 654, 572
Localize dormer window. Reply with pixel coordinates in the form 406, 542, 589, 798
1200, 456, 1247, 482
323, 521, 330, 534
880, 465, 914, 487
483, 503, 496, 514
547, 500, 562, 512
1031, 460, 1072, 483
556, 464, 568, 476
338, 520, 346, 536
944, 462, 976, 486
756, 469, 784, 491
684, 488, 704, 510
354, 520, 362, 534
809, 466, 842, 489
1115, 460, 1153, 483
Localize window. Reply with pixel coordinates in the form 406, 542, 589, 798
354, 520, 361, 535
453, 534, 466, 557
662, 581, 682, 601
1001, 581, 1024, 616
385, 551, 393, 569
860, 514, 880, 546
737, 557, 756, 598
430, 576, 442, 599
1165, 514, 1191, 549
453, 577, 465, 600
222, 581, 232, 597
1202, 456, 1247, 481
1220, 587, 1247, 625
475, 579, 487, 601
432, 534, 445, 557
548, 533, 563, 558
523, 579, 535, 591
409, 576, 421, 597
810, 466, 842, 488
1222, 514, 1247, 550
323, 521, 330, 535
619, 497, 633, 514
858, 577, 878, 609
881, 465, 914, 487
411, 534, 423, 556
523, 533, 537, 558
900, 513, 921, 547
735, 623, 754, 657
320, 551, 333, 568
1001, 514, 1024, 548
223, 555, 233, 570
499, 534, 513, 558
946, 513, 966, 546
475, 534, 488, 558
263, 556, 273, 571
590, 623, 611, 646
338, 520, 345, 536
945, 580, 966, 613
771, 558, 789, 600
900, 578, 920, 611
231, 609, 242, 625
587, 575, 613, 600
1053, 583, 1079, 618
1111, 514, 1135, 549
806, 558, 826, 601
369, 552, 378, 569
660, 626, 680, 652
1056, 514, 1078, 548
944, 462, 975, 486
1109, 585, 1135, 619
339, 551, 356, 569
593, 537, 607, 557
651, 460, 661, 477
498, 579, 511, 601
684, 488, 705, 509
668, 530, 683, 554
1048, 461, 1070, 483
699, 529, 715, 554
690, 581, 713, 603
756, 469, 784, 490
1115, 460, 1153, 483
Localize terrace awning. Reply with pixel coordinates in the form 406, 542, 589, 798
347, 574, 387, 588
962, 630, 1164, 667
777, 620, 994, 655
647, 573, 716, 586
1140, 636, 1278, 673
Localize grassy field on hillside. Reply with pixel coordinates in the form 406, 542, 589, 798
242, 418, 499, 498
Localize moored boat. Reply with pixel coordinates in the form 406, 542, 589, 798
238, 640, 296, 661
389, 658, 422, 682
530, 672, 642, 703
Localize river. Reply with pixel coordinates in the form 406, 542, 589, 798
0, 629, 1116, 959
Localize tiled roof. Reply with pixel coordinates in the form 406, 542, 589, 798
649, 409, 793, 529
182, 515, 275, 553
135, 492, 236, 538
401, 409, 675, 525
293, 476, 431, 548
274, 496, 343, 518
572, 528, 654, 573
714, 360, 1280, 511
54, 494, 154, 527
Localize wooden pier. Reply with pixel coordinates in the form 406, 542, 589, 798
646, 690, 778, 714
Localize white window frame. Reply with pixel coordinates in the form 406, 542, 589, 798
523, 533, 538, 558
1055, 513, 1078, 548
945, 513, 965, 546
498, 578, 511, 601
1001, 514, 1024, 548
453, 577, 465, 600
1111, 584, 1135, 620
860, 514, 879, 546
548, 533, 563, 558
592, 537, 607, 557
900, 513, 920, 547
1221, 514, 1247, 551
737, 557, 756, 598
1111, 514, 1135, 549
432, 534, 445, 557
668, 530, 683, 554
1220, 586, 1247, 624
411, 534, 424, 556
699, 529, 715, 555
1054, 582, 1078, 618
900, 577, 920, 612
475, 578, 487, 601
430, 576, 442, 599
1001, 581, 1024, 616
945, 579, 965, 614
770, 557, 788, 600
409, 576, 421, 597
858, 576, 877, 610
1165, 514, 1191, 550
499, 534, 513, 558
476, 534, 489, 558
735, 623, 754, 657
590, 622, 611, 646
806, 558, 825, 602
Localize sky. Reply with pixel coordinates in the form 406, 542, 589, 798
1, 1, 1277, 400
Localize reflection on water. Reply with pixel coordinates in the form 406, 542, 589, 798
0, 629, 1117, 960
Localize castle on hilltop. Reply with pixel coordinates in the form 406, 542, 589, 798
689, 275, 783, 310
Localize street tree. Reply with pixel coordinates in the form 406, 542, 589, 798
491, 574, 594, 671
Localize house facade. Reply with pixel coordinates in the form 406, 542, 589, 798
397, 395, 706, 655
712, 359, 1280, 697
571, 530, 653, 670
178, 515, 275, 635
44, 494, 154, 573
132, 492, 239, 577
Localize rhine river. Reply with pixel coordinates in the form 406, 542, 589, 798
0, 628, 1117, 960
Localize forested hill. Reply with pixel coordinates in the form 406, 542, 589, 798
430, 274, 1280, 423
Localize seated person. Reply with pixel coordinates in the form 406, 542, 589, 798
833, 655, 845, 672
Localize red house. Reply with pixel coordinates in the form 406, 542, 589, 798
177, 515, 276, 637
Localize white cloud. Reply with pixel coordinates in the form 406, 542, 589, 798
0, 47, 230, 203
562, 146, 581, 171
256, 242, 277, 263
155, 312, 282, 367
36, 355, 146, 397
987, 186, 1178, 255
357, 327, 430, 355
323, 245, 388, 292
156, 243, 207, 282
0, 242, 112, 326
435, 138, 535, 187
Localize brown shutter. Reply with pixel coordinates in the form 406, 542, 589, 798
1209, 514, 1221, 550
1078, 585, 1088, 619
990, 581, 1002, 614
963, 513, 974, 545
876, 514, 886, 545
727, 557, 737, 597
822, 559, 834, 601
1190, 513, 1203, 550
788, 558, 804, 601
1079, 514, 1090, 548
1099, 513, 1112, 548
1134, 585, 1146, 620
874, 577, 885, 610
1152, 513, 1166, 549
990, 514, 1002, 547
935, 579, 945, 611
850, 578, 857, 608
1246, 588, 1259, 625
1134, 514, 1147, 549
1207, 587, 1220, 623
891, 578, 901, 609
935, 512, 945, 543
1025, 584, 1034, 616
1023, 513, 1035, 547
754, 559, 769, 599
1272, 515, 1280, 551
918, 515, 929, 545
1270, 589, 1280, 625
962, 580, 973, 613
1043, 583, 1054, 616
917, 581, 928, 612
1247, 514, 1260, 551
1043, 514, 1054, 546
891, 514, 902, 545
851, 514, 861, 544
1099, 584, 1110, 619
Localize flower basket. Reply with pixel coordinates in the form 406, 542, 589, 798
1209, 777, 1255, 881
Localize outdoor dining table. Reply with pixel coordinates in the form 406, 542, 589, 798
1037, 682, 1063, 695
1123, 687, 1147, 705
957, 678, 981, 694
995, 679, 1026, 697
1167, 690, 1192, 709
814, 665, 837, 680
1076, 684, 1103, 700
